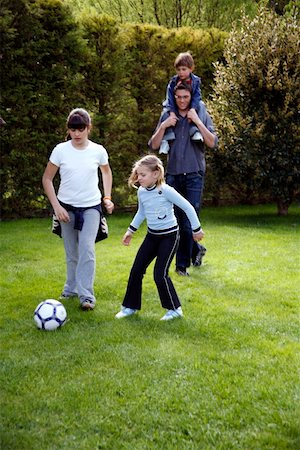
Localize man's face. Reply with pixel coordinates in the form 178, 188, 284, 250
174, 89, 191, 111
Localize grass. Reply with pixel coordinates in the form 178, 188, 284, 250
0, 204, 299, 449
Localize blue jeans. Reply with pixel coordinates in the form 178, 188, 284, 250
166, 172, 204, 269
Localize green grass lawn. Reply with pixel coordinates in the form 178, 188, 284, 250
0, 204, 299, 449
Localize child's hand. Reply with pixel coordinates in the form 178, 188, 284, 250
193, 229, 204, 241
54, 205, 70, 223
169, 111, 177, 119
103, 199, 114, 214
122, 230, 133, 246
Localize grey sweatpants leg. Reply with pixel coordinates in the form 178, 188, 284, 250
61, 208, 100, 305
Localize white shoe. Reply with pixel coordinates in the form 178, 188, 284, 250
191, 131, 203, 142
159, 140, 170, 154
115, 306, 137, 319
160, 306, 183, 321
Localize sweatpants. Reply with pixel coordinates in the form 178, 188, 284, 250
122, 230, 180, 311
60, 208, 100, 304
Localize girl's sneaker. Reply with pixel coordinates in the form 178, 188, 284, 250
160, 306, 183, 321
80, 299, 95, 311
115, 306, 137, 319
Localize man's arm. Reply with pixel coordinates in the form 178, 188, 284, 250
149, 115, 178, 150
187, 108, 218, 149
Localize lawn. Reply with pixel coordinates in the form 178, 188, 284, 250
0, 204, 299, 449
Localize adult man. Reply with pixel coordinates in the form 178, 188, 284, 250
149, 82, 218, 276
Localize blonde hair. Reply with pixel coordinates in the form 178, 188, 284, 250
128, 154, 165, 188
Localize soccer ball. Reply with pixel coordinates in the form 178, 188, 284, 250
34, 299, 67, 331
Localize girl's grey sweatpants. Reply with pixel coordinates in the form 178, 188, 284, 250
60, 208, 100, 304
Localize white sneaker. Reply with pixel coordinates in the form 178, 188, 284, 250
159, 140, 170, 154
160, 306, 183, 321
115, 306, 137, 319
191, 131, 203, 142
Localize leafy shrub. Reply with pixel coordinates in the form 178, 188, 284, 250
209, 6, 300, 214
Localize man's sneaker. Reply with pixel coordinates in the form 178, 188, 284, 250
115, 306, 137, 319
81, 299, 95, 311
193, 245, 207, 267
191, 131, 204, 142
176, 267, 190, 276
59, 293, 77, 300
159, 140, 170, 154
161, 306, 183, 321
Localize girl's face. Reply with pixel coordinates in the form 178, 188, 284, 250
137, 166, 159, 188
69, 126, 90, 148
176, 65, 192, 81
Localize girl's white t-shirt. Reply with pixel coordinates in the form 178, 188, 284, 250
50, 140, 109, 207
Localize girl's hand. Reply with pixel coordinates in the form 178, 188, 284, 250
103, 199, 114, 214
54, 205, 70, 223
122, 230, 133, 246
193, 229, 204, 241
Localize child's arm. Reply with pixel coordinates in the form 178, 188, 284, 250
164, 185, 204, 235
122, 190, 145, 245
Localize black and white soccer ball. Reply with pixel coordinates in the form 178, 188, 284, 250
34, 299, 67, 331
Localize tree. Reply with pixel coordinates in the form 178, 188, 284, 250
0, 0, 86, 217
209, 6, 300, 215
64, 0, 259, 31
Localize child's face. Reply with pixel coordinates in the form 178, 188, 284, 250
176, 65, 192, 81
69, 126, 89, 147
137, 166, 159, 188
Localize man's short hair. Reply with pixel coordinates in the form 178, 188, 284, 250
174, 81, 192, 94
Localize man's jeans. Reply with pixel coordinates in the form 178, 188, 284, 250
166, 171, 204, 269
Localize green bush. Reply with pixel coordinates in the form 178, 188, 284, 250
208, 6, 300, 214
0, 0, 86, 217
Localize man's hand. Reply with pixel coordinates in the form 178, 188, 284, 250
162, 115, 178, 130
187, 108, 201, 125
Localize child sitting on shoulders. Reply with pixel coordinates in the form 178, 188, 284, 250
160, 51, 203, 154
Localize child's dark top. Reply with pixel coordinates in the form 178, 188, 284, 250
165, 73, 202, 114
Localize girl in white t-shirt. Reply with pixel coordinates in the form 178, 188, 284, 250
42, 108, 114, 310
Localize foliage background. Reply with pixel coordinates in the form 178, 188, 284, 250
0, 0, 299, 217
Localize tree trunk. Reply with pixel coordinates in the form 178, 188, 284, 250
276, 199, 289, 216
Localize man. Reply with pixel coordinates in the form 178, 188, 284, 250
149, 82, 218, 276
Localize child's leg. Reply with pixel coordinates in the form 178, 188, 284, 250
159, 108, 175, 148
61, 212, 79, 297
122, 233, 158, 310
76, 208, 99, 306
189, 108, 203, 141
153, 231, 181, 310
